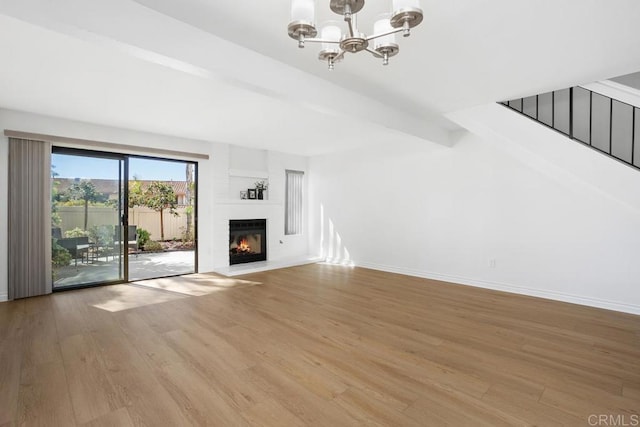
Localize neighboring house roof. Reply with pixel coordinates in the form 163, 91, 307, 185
54, 178, 188, 196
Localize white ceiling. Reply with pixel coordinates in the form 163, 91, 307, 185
0, 0, 639, 156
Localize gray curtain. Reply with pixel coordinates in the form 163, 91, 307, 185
8, 137, 52, 299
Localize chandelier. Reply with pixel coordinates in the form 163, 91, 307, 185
287, 0, 423, 69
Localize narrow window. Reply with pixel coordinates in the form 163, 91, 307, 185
285, 170, 304, 235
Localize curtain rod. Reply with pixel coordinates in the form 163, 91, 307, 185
4, 130, 210, 160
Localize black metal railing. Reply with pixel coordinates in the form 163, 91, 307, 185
501, 87, 639, 171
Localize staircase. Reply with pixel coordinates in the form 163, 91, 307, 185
501, 84, 640, 171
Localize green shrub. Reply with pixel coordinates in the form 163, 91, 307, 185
137, 228, 151, 248
181, 230, 194, 243
179, 225, 194, 244
52, 241, 72, 267
144, 240, 163, 252
64, 227, 88, 238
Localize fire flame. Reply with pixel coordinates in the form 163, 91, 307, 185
238, 238, 251, 252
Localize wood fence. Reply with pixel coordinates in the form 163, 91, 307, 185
56, 206, 191, 241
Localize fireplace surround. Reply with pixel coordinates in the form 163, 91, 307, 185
229, 219, 267, 265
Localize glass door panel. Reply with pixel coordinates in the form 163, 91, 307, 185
51, 149, 125, 288
127, 157, 196, 281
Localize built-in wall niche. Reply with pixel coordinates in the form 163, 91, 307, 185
228, 146, 269, 200
229, 170, 269, 200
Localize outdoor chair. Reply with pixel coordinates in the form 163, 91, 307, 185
114, 225, 139, 256
52, 227, 62, 240
57, 236, 91, 266
90, 225, 114, 261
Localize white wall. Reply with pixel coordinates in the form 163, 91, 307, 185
0, 109, 309, 301
0, 119, 7, 301
309, 104, 640, 314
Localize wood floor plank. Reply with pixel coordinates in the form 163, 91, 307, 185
114, 310, 184, 370
243, 362, 359, 426
80, 407, 134, 427
21, 305, 63, 369
623, 384, 640, 400
333, 386, 423, 426
17, 361, 76, 426
90, 324, 191, 426
165, 330, 268, 410
404, 387, 523, 427
0, 298, 25, 340
0, 299, 25, 424
540, 386, 640, 421
481, 382, 582, 426
102, 363, 191, 427
60, 333, 126, 424
0, 263, 638, 425
51, 291, 90, 339
264, 348, 350, 400
0, 335, 23, 425
521, 342, 636, 386
240, 398, 307, 427
351, 336, 491, 399
154, 361, 250, 426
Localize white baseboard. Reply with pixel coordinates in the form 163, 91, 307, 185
0, 293, 8, 302
356, 262, 640, 316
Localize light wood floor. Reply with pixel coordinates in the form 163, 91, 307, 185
1, 264, 639, 426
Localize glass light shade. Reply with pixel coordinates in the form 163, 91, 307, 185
373, 17, 396, 49
321, 23, 341, 53
291, 0, 315, 23
392, 0, 421, 11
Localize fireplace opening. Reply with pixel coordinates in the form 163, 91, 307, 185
229, 219, 267, 265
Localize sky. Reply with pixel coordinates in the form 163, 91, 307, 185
52, 154, 192, 181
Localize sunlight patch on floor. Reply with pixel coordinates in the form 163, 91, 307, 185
90, 284, 187, 312
90, 273, 261, 312
130, 273, 262, 296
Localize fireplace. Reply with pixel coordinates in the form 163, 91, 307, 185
229, 219, 267, 265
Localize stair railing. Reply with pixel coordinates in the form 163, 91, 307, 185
502, 86, 639, 171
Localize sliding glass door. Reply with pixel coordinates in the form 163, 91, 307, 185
51, 148, 126, 289
51, 148, 197, 289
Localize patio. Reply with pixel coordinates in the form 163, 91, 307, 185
54, 250, 196, 288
